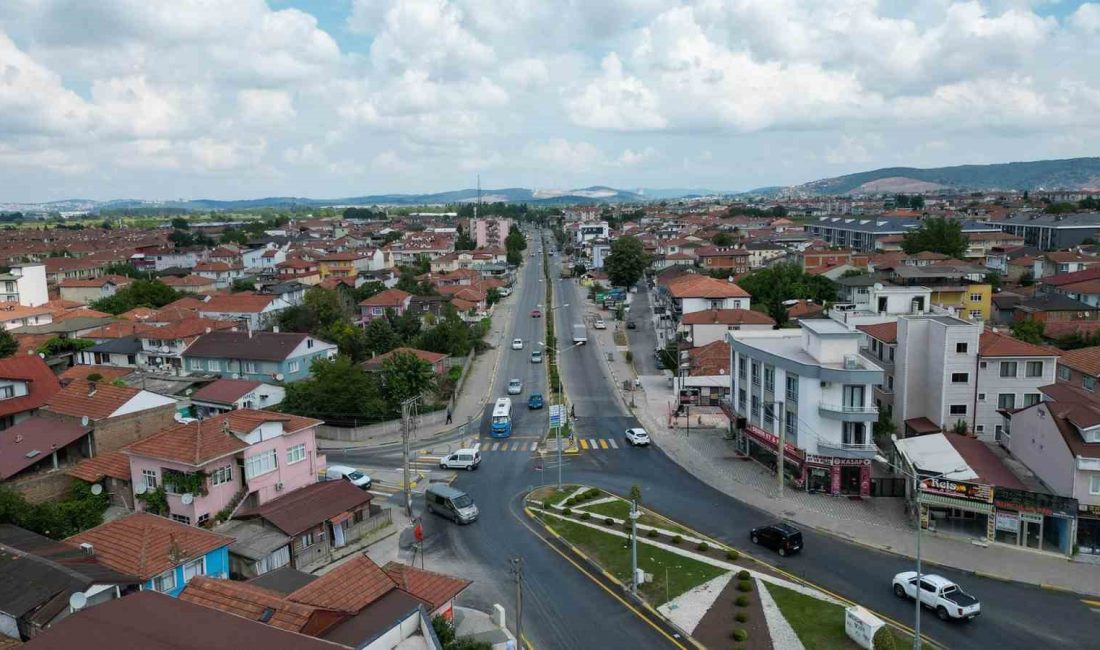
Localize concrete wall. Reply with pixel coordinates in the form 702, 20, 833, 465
42, 403, 179, 454
975, 355, 1056, 440
316, 408, 447, 443
1005, 403, 1076, 496
8, 469, 74, 504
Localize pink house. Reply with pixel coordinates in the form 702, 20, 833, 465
359, 288, 412, 324
124, 410, 325, 527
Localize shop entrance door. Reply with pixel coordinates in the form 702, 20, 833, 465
840, 466, 861, 494
1021, 513, 1043, 550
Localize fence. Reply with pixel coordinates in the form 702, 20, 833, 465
316, 407, 448, 443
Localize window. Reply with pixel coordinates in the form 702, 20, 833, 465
751, 363, 760, 386
951, 373, 969, 384
301, 532, 315, 548
842, 422, 866, 446
1000, 361, 1017, 378
141, 469, 158, 490
887, 375, 894, 391
289, 361, 300, 373
1086, 376, 1096, 392
287, 443, 306, 465
171, 514, 191, 525
1023, 393, 1041, 407
182, 558, 205, 583
1059, 366, 1071, 381
997, 393, 1016, 409
244, 450, 278, 479
1091, 475, 1100, 496
152, 569, 177, 593
0, 386, 13, 400
956, 342, 969, 354
244, 361, 257, 374
889, 347, 895, 362
763, 366, 775, 392
969, 310, 982, 319
1026, 361, 1044, 378
969, 293, 983, 302
976, 425, 985, 432
210, 465, 233, 486
949, 404, 967, 415
978, 393, 986, 401
737, 357, 746, 379
785, 375, 799, 402
737, 389, 746, 412
307, 339, 314, 348
207, 359, 220, 372
197, 513, 210, 525
751, 395, 760, 417
353, 509, 364, 524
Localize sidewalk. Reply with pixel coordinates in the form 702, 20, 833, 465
318, 267, 523, 451
589, 293, 1100, 597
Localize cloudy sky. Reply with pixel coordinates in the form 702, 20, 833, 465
2, 0, 1100, 202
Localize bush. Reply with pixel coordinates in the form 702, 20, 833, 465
737, 569, 750, 580
731, 629, 748, 642
586, 488, 601, 499
563, 508, 572, 516
737, 580, 753, 593
647, 528, 659, 538
672, 535, 683, 545
735, 611, 749, 623
697, 541, 710, 552
580, 511, 591, 520
726, 549, 740, 561
566, 497, 577, 506
542, 498, 552, 510
872, 626, 896, 650
604, 518, 614, 526
735, 596, 749, 607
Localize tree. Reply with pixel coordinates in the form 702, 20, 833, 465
363, 318, 400, 356
103, 261, 152, 279
1044, 202, 1077, 214
381, 351, 436, 408
1010, 319, 1045, 345
486, 287, 501, 306
0, 329, 17, 358
983, 272, 1002, 292
231, 278, 256, 292
416, 311, 474, 357
712, 232, 735, 247
900, 217, 967, 259
604, 236, 648, 288
170, 217, 190, 230
735, 263, 837, 326
282, 356, 387, 425
1019, 270, 1034, 287
90, 280, 183, 314
353, 281, 386, 303
455, 225, 476, 250
219, 228, 251, 245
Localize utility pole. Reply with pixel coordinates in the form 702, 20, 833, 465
629, 500, 639, 594
775, 399, 785, 500
400, 396, 420, 518
510, 557, 523, 645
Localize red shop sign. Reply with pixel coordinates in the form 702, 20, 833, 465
744, 424, 804, 464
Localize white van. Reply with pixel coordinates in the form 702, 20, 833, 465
439, 448, 481, 471
324, 465, 372, 490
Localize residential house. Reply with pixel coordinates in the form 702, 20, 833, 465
1013, 294, 1100, 325
974, 329, 1059, 438
0, 524, 138, 642
132, 248, 199, 273
360, 288, 412, 323
182, 331, 337, 382
242, 244, 287, 271
0, 355, 61, 430
0, 303, 53, 331
1031, 251, 1100, 279
317, 252, 370, 279
0, 418, 93, 503
857, 321, 898, 419
695, 246, 750, 275
888, 265, 992, 322
678, 340, 733, 406
190, 379, 286, 418
678, 309, 775, 347
258, 281, 307, 307
67, 450, 134, 509
57, 275, 131, 305
43, 257, 109, 286
275, 259, 321, 285
787, 300, 827, 322
1056, 345, 1100, 392
1048, 277, 1100, 308
234, 480, 387, 573
744, 241, 787, 268
42, 379, 179, 454
160, 274, 218, 294
0, 264, 48, 307
136, 317, 237, 373
67, 513, 231, 597
362, 347, 449, 376
728, 320, 884, 497
808, 216, 1001, 251
470, 217, 512, 248
125, 410, 325, 525
661, 273, 751, 318
77, 337, 142, 369
199, 293, 292, 331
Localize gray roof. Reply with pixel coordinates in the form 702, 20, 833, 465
87, 337, 142, 354
245, 566, 318, 594
182, 331, 319, 361
215, 519, 291, 561
12, 317, 115, 335
998, 212, 1100, 228
1016, 293, 1097, 312
834, 272, 886, 287
810, 216, 1000, 235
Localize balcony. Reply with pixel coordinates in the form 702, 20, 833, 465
818, 402, 879, 422
816, 435, 879, 459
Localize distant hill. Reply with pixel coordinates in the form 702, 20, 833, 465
795, 157, 1100, 195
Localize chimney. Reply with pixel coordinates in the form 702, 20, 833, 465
79, 542, 94, 557
87, 382, 97, 397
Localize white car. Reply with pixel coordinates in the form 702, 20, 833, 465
625, 427, 650, 446
892, 572, 980, 621
507, 378, 523, 395
594, 319, 606, 329
511, 338, 524, 350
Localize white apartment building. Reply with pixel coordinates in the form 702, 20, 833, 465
831, 282, 932, 328
0, 263, 48, 307
893, 315, 1057, 441
575, 221, 610, 244
728, 320, 884, 497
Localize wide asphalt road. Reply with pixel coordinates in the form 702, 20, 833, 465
334, 230, 1098, 649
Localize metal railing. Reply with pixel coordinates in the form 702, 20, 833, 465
816, 434, 878, 453
818, 402, 878, 415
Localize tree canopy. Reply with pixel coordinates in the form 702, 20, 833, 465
603, 235, 648, 287
712, 232, 735, 247
735, 263, 836, 326
900, 217, 967, 259
1010, 319, 1045, 345
0, 329, 17, 358
90, 280, 183, 314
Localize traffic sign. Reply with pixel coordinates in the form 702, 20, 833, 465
549, 404, 565, 428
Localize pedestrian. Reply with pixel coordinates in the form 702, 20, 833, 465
446, 409, 452, 424
570, 404, 575, 419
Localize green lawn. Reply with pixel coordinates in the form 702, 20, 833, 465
540, 514, 726, 606
576, 499, 691, 535
765, 582, 913, 649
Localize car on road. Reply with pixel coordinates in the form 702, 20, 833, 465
439, 448, 481, 471
530, 350, 543, 363
511, 338, 524, 350
507, 378, 523, 395
624, 427, 650, 446
323, 465, 372, 490
750, 522, 803, 556
530, 309, 542, 318
892, 572, 980, 621
426, 484, 479, 524
594, 318, 606, 329
626, 320, 636, 329
528, 393, 544, 409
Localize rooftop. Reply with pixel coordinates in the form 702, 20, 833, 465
0, 355, 61, 418
238, 480, 372, 537
0, 417, 91, 480
287, 554, 393, 613
856, 321, 898, 344
1059, 345, 1100, 377
680, 308, 775, 327
183, 331, 328, 362
190, 378, 265, 406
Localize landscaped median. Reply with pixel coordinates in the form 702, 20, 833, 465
526, 485, 918, 650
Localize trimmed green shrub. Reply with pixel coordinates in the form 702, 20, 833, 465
697, 542, 710, 552
731, 629, 748, 642
672, 535, 683, 545
604, 517, 614, 526
563, 508, 572, 516
872, 626, 896, 650
646, 528, 659, 538
541, 498, 552, 510
735, 612, 748, 623
586, 488, 600, 498
735, 596, 749, 607
737, 580, 753, 593
580, 511, 591, 520
566, 497, 577, 506
726, 549, 740, 561
737, 569, 750, 580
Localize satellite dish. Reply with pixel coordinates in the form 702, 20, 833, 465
181, 493, 194, 505
81, 415, 90, 427
134, 483, 148, 495
68, 592, 88, 611
90, 483, 103, 496
231, 373, 240, 379
274, 373, 284, 381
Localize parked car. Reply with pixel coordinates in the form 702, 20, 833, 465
892, 573, 980, 621
511, 338, 524, 350
507, 378, 523, 394
594, 319, 606, 329
530, 350, 543, 363
624, 427, 650, 446
439, 448, 481, 471
528, 393, 544, 409
324, 465, 372, 490
750, 522, 803, 556
530, 309, 542, 317
626, 320, 636, 329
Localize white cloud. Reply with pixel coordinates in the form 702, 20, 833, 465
189, 137, 267, 171
566, 53, 666, 131
527, 138, 604, 170
238, 89, 296, 126
616, 147, 656, 166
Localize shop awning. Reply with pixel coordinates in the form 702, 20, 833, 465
919, 492, 992, 514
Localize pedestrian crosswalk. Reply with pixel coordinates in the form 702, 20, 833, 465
480, 438, 623, 451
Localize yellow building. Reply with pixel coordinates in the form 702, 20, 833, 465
317, 252, 363, 279
931, 282, 992, 322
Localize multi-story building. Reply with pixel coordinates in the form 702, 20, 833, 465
996, 212, 1100, 249
469, 217, 512, 249
807, 216, 1000, 251
695, 246, 750, 275
728, 320, 884, 497
0, 263, 48, 306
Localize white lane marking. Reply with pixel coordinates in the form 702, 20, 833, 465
608, 439, 619, 449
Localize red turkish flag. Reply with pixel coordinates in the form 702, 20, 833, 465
414, 522, 424, 542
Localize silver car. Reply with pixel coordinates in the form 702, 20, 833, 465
507, 378, 523, 395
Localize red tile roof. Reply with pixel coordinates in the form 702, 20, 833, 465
857, 321, 899, 344
162, 274, 216, 287
44, 379, 142, 421
665, 274, 751, 299
787, 300, 825, 319
680, 309, 774, 327
190, 379, 264, 406
239, 480, 371, 537
360, 288, 411, 307
382, 562, 471, 609
288, 555, 394, 613
0, 355, 61, 418
1040, 266, 1100, 288
687, 340, 730, 376
179, 576, 323, 633
139, 317, 236, 340
60, 364, 134, 383
67, 512, 232, 580
1058, 345, 1100, 377
978, 330, 1060, 358
84, 320, 141, 338
942, 433, 1026, 489
67, 450, 132, 483
362, 347, 448, 370
58, 274, 132, 288
53, 308, 112, 321
201, 293, 277, 314
1041, 320, 1100, 340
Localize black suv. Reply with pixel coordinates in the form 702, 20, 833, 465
750, 523, 803, 556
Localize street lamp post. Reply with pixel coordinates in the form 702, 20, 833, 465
629, 500, 640, 594
541, 338, 580, 490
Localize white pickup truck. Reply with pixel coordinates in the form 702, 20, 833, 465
892, 572, 980, 621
